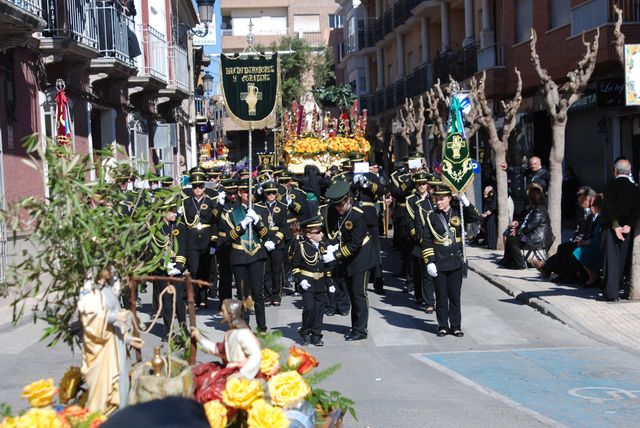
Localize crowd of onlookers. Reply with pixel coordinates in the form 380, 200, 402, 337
471, 156, 640, 301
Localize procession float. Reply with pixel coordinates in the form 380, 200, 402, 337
282, 97, 371, 174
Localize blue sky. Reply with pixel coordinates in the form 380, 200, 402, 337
192, 0, 222, 88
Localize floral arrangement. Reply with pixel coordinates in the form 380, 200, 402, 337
1, 369, 106, 428
201, 332, 355, 428
282, 100, 370, 172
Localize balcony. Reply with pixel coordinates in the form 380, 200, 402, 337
40, 0, 99, 59
393, 0, 411, 30
168, 45, 190, 94
394, 79, 406, 106
0, 0, 46, 48
384, 84, 395, 110
295, 31, 324, 48
406, 62, 433, 98
129, 24, 168, 91
357, 18, 376, 52
433, 43, 478, 83
383, 9, 394, 39
477, 43, 505, 71
374, 17, 383, 43
91, 1, 137, 79
375, 89, 384, 115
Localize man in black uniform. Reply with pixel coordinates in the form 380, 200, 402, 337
181, 169, 217, 309
214, 178, 238, 308
218, 178, 269, 332
420, 184, 480, 337
389, 161, 414, 282
600, 158, 640, 301
322, 181, 375, 341
152, 195, 188, 341
254, 181, 290, 306
406, 171, 436, 311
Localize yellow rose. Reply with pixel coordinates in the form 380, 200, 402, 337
222, 377, 264, 410
203, 400, 228, 428
21, 378, 57, 408
0, 416, 16, 428
267, 371, 311, 407
12, 408, 63, 428
247, 399, 289, 428
260, 349, 281, 378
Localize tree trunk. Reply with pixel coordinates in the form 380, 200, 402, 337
630, 218, 640, 300
494, 145, 509, 251
548, 120, 567, 255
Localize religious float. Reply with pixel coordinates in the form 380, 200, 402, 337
282, 98, 371, 174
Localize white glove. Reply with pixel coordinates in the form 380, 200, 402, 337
300, 279, 311, 290
209, 247, 216, 255
285, 195, 293, 206
168, 268, 181, 276
329, 285, 336, 293
246, 208, 260, 224
240, 216, 252, 228
166, 262, 176, 271
322, 251, 336, 263
217, 191, 226, 205
264, 240, 276, 251
353, 174, 362, 184
427, 263, 438, 278
459, 193, 470, 207
326, 244, 339, 253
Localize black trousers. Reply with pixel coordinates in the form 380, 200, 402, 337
545, 241, 584, 280
208, 253, 218, 297
368, 225, 384, 288
301, 279, 325, 338
399, 228, 413, 283
153, 280, 186, 339
325, 277, 350, 314
216, 246, 233, 306
603, 229, 632, 299
264, 249, 285, 301
233, 261, 267, 331
411, 255, 435, 306
434, 268, 463, 330
347, 270, 369, 335
187, 249, 212, 306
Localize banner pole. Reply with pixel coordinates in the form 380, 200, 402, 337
248, 123, 253, 245
459, 192, 467, 265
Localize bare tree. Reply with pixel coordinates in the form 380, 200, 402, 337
470, 69, 523, 250
398, 96, 426, 152
611, 5, 640, 300
529, 28, 600, 254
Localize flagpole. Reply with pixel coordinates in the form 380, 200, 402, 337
248, 122, 253, 245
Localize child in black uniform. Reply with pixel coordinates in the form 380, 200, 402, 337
291, 215, 333, 346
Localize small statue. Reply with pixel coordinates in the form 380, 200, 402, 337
191, 299, 262, 403
78, 269, 144, 415
302, 92, 321, 133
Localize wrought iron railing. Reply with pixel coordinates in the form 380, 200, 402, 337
9, 0, 42, 16
614, 0, 640, 22
358, 18, 376, 49
169, 45, 189, 92
142, 24, 168, 81
393, 0, 410, 29
383, 9, 394, 37
94, 1, 135, 66
406, 62, 432, 98
374, 17, 383, 43
433, 44, 478, 83
375, 89, 384, 115
477, 43, 505, 71
42, 0, 98, 48
394, 79, 406, 106
384, 84, 395, 110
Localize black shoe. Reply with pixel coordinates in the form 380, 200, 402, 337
595, 295, 620, 302
264, 301, 272, 307
337, 311, 349, 316
437, 328, 449, 337
300, 334, 311, 345
451, 327, 464, 337
344, 332, 367, 341
325, 311, 335, 316
257, 327, 268, 334
311, 336, 324, 346
415, 298, 425, 305
343, 329, 354, 338
373, 287, 385, 295
272, 299, 281, 307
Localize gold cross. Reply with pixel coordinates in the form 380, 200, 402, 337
447, 134, 464, 159
240, 83, 263, 116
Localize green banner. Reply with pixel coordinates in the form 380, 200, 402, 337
220, 53, 280, 128
441, 132, 474, 193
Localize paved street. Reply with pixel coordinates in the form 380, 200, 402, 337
1, 239, 640, 427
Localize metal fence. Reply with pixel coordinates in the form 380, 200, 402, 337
42, 0, 98, 48
142, 25, 168, 81
9, 0, 42, 16
170, 44, 190, 92
94, 1, 135, 66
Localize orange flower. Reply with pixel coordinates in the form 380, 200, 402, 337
60, 405, 90, 421
287, 346, 318, 375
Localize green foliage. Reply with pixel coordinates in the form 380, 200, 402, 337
0, 403, 12, 419
305, 363, 341, 386
257, 329, 285, 354
0, 136, 178, 350
261, 36, 335, 109
309, 387, 357, 422
315, 84, 357, 111
169, 326, 192, 363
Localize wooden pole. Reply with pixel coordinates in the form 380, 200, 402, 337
184, 273, 197, 365
128, 277, 142, 362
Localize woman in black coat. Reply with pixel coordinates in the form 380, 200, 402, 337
481, 186, 498, 250
500, 185, 554, 269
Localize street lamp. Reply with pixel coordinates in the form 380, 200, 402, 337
191, 0, 215, 38
203, 72, 214, 94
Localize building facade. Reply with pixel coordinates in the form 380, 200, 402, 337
336, 0, 640, 190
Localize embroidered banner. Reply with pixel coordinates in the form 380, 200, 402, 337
440, 97, 474, 193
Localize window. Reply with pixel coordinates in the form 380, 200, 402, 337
329, 14, 344, 29
294, 14, 320, 33
550, 0, 570, 29
515, 0, 533, 43
347, 16, 356, 51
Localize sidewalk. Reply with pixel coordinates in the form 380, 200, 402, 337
466, 245, 640, 354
